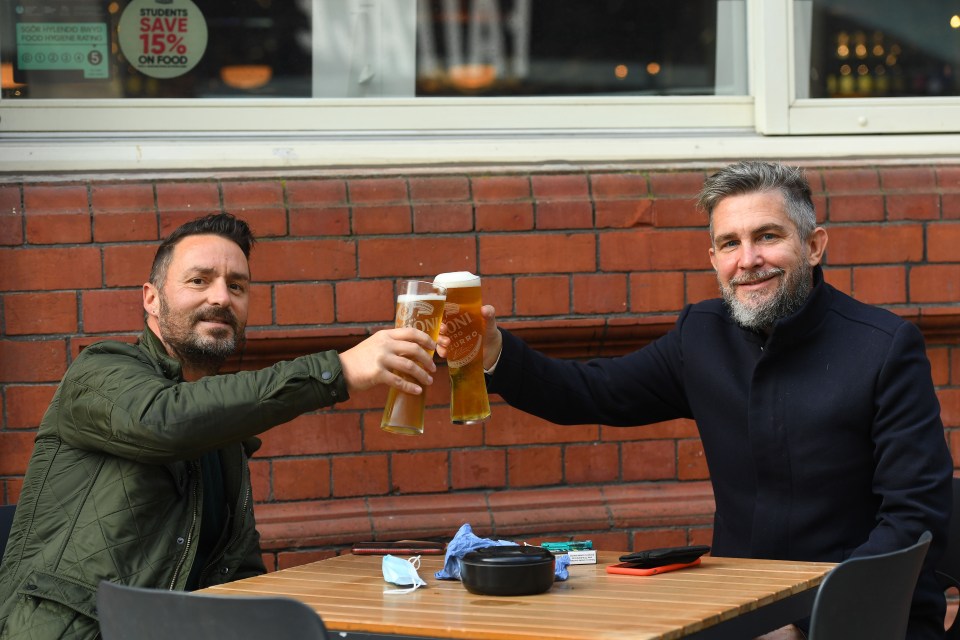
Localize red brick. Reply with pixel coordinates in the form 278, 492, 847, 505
287, 179, 347, 205
4, 478, 24, 504
5, 292, 77, 335
252, 239, 356, 281
249, 459, 270, 501
220, 183, 287, 236
409, 176, 470, 202
480, 233, 594, 275
257, 413, 362, 456
678, 438, 708, 480
276, 550, 337, 571
413, 203, 473, 233
0, 185, 23, 245
24, 184, 88, 215
595, 199, 653, 229
0, 340, 67, 383
507, 446, 562, 487
531, 174, 589, 199
938, 388, 960, 428
631, 529, 689, 551
951, 349, 960, 386
275, 283, 335, 325
822, 168, 879, 193
481, 277, 513, 315
573, 274, 627, 314
928, 347, 949, 387
826, 225, 923, 264
535, 200, 592, 229
909, 266, 960, 303
0, 432, 36, 475
927, 222, 960, 262
622, 440, 676, 480
475, 202, 533, 231
25, 200, 91, 244
246, 283, 272, 327
490, 485, 609, 534
348, 178, 408, 204
273, 458, 331, 501
936, 167, 960, 191
451, 448, 506, 489
486, 405, 599, 446
289, 208, 351, 236
0, 247, 101, 292
686, 271, 719, 304
156, 181, 220, 216
331, 454, 390, 497
823, 267, 852, 296
629, 272, 685, 313
805, 169, 826, 194
335, 280, 395, 323
590, 173, 648, 198
352, 205, 411, 235
91, 184, 157, 242
564, 442, 619, 484
828, 194, 884, 222
82, 289, 144, 333
6, 385, 56, 428
103, 244, 156, 287
812, 195, 827, 223
944, 194, 960, 219
852, 266, 906, 305
880, 166, 936, 191
601, 229, 710, 271
652, 198, 703, 228
358, 237, 475, 278
649, 171, 705, 197
886, 194, 939, 220
601, 419, 698, 441
472, 176, 530, 202
516, 276, 569, 316
391, 450, 449, 494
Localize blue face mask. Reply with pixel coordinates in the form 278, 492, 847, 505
382, 554, 427, 594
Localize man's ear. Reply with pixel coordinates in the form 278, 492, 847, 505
807, 227, 828, 266
143, 283, 160, 317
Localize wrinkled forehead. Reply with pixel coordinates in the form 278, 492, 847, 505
168, 234, 251, 278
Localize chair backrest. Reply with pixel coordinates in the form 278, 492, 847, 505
97, 580, 329, 640
0, 504, 15, 556
807, 530, 932, 640
937, 476, 960, 638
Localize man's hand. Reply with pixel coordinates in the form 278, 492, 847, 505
754, 625, 806, 640
339, 327, 437, 395
438, 304, 503, 371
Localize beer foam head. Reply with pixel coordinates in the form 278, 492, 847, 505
434, 271, 480, 288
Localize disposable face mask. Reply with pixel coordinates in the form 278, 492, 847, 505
382, 554, 427, 594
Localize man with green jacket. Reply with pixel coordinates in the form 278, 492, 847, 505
0, 213, 437, 639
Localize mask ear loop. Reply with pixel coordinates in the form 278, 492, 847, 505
383, 555, 424, 595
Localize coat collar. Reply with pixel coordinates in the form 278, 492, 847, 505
739, 265, 833, 350
137, 324, 183, 381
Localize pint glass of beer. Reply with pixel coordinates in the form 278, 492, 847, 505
380, 280, 447, 436
433, 271, 491, 424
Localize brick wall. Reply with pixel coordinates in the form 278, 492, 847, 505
1, 162, 959, 570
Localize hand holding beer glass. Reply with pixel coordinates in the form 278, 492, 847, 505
380, 280, 447, 435
433, 271, 491, 424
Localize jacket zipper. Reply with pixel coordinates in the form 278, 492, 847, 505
168, 461, 201, 590
198, 448, 251, 586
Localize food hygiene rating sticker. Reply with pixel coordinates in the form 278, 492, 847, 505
117, 0, 208, 79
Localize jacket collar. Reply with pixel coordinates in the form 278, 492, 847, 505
137, 324, 184, 381
736, 265, 832, 350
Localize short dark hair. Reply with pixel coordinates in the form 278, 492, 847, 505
149, 213, 255, 287
697, 161, 817, 241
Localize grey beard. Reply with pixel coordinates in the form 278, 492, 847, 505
157, 299, 243, 374
720, 263, 812, 332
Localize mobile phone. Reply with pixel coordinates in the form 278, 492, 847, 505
618, 545, 710, 568
606, 558, 702, 576
351, 540, 446, 555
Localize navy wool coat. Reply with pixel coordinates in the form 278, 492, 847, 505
488, 267, 952, 639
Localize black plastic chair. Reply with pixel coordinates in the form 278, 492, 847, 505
0, 504, 15, 555
807, 530, 932, 640
97, 581, 329, 640
937, 476, 960, 638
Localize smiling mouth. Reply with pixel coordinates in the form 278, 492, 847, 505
731, 269, 784, 289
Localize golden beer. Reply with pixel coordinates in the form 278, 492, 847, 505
380, 280, 447, 435
434, 271, 491, 424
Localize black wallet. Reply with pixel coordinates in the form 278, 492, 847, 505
618, 545, 711, 568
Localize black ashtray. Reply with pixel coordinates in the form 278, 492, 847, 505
459, 546, 556, 596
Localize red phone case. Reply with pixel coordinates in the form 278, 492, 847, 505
605, 558, 702, 576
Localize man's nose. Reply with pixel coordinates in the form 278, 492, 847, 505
738, 242, 763, 269
207, 279, 232, 306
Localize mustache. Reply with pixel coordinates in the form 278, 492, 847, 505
730, 268, 785, 286
191, 307, 238, 330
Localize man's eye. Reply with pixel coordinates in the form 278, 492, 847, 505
229, 283, 246, 292
190, 278, 205, 285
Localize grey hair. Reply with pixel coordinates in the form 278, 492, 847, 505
697, 161, 818, 241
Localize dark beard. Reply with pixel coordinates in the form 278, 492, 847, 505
157, 297, 244, 374
720, 261, 812, 332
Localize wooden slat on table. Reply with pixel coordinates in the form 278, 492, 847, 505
201, 551, 834, 640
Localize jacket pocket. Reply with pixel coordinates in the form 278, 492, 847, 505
1, 570, 99, 640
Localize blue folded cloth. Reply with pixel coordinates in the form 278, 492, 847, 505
435, 523, 570, 581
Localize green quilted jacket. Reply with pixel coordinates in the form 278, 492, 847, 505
0, 326, 348, 639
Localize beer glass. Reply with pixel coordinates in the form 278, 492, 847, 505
380, 280, 447, 436
434, 271, 491, 424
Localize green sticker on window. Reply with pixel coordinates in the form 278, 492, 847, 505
16, 22, 108, 79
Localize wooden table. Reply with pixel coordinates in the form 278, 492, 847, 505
200, 551, 835, 640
